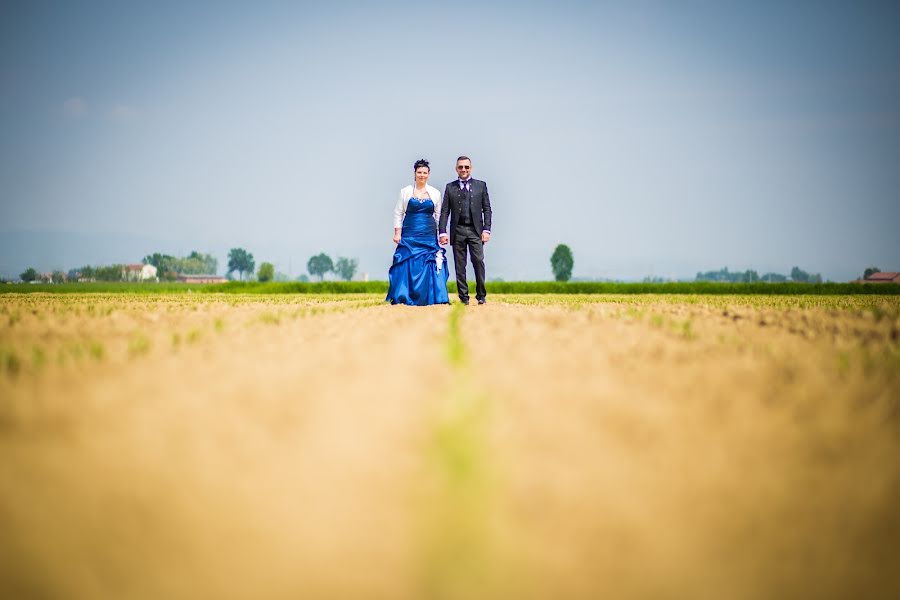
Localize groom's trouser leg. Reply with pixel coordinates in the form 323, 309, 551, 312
469, 234, 486, 301
453, 225, 471, 301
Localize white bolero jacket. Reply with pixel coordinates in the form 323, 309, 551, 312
393, 184, 443, 229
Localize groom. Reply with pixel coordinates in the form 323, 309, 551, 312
439, 156, 492, 305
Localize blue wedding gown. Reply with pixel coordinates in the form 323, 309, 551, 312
386, 198, 450, 305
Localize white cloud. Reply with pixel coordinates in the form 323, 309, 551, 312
63, 96, 88, 117
108, 104, 140, 122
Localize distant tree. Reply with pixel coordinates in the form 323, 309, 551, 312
697, 269, 713, 281
697, 267, 734, 282
697, 268, 769, 283
864, 266, 881, 279
95, 264, 126, 281
144, 253, 177, 279
172, 251, 217, 275
171, 257, 198, 275
296, 274, 310, 282
307, 253, 334, 281
550, 244, 574, 282
143, 253, 175, 270
334, 257, 358, 281
145, 251, 217, 277
187, 251, 218, 274
227, 248, 255, 281
274, 271, 291, 282
51, 270, 66, 284
742, 270, 760, 283
257, 262, 275, 282
791, 266, 810, 283
20, 267, 38, 282
761, 272, 787, 283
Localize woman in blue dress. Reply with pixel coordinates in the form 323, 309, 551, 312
386, 159, 450, 305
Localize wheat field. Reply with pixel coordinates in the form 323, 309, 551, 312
1, 293, 899, 599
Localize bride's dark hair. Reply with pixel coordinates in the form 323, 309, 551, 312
413, 158, 430, 172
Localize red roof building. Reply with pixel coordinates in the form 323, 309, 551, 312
859, 272, 900, 284
177, 274, 228, 284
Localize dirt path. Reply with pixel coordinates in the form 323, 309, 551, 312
1, 294, 898, 599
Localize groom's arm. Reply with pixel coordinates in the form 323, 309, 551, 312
481, 182, 492, 241
438, 184, 451, 242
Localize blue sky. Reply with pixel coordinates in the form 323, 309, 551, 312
1, 0, 898, 280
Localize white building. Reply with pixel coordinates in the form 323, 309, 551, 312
124, 263, 158, 282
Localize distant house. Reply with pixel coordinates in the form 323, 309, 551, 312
177, 274, 228, 284
858, 272, 900, 284
124, 264, 158, 282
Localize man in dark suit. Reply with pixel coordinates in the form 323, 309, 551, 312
439, 156, 492, 305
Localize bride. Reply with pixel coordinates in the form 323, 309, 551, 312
386, 159, 450, 305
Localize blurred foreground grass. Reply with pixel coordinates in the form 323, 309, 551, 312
1, 293, 898, 599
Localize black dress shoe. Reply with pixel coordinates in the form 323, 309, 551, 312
477, 299, 486, 305
459, 299, 469, 305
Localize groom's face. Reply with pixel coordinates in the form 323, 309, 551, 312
456, 159, 472, 180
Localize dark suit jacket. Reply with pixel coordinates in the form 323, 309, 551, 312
439, 179, 492, 245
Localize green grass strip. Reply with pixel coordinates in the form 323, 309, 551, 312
446, 302, 466, 366
5, 280, 898, 295
419, 301, 496, 597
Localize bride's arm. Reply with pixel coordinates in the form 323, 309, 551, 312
393, 189, 407, 243
432, 187, 442, 224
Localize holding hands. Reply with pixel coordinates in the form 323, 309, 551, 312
438, 232, 490, 245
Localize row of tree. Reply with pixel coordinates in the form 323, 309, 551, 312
21, 264, 146, 283
547, 249, 834, 284
21, 252, 223, 283
143, 251, 218, 280
226, 248, 359, 282
307, 253, 358, 281
19, 268, 67, 283
696, 266, 823, 283
17, 249, 361, 284
14, 261, 890, 285
71, 265, 137, 282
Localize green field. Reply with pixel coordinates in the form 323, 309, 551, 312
4, 280, 899, 295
